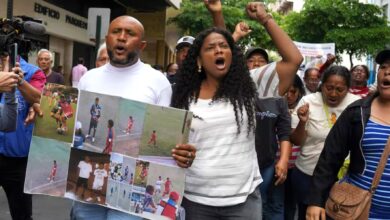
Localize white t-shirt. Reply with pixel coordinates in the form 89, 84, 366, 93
78, 161, 92, 179
184, 62, 280, 206
78, 60, 172, 106
155, 179, 163, 190
185, 99, 262, 206
93, 169, 108, 190
291, 92, 360, 175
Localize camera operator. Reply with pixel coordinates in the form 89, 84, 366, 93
0, 54, 46, 220
0, 55, 19, 131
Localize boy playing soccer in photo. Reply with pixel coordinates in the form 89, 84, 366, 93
147, 130, 157, 147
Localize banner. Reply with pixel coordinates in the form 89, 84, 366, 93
294, 41, 335, 77
24, 83, 192, 220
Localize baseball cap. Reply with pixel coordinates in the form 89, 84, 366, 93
245, 47, 269, 63
76, 121, 82, 130
176, 36, 195, 51
375, 49, 390, 65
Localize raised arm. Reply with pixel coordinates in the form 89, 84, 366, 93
246, 2, 303, 96
204, 0, 226, 29
232, 21, 252, 42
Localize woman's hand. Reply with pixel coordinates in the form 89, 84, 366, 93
297, 103, 310, 123
274, 159, 288, 185
232, 22, 252, 42
306, 206, 326, 220
172, 144, 196, 168
204, 0, 222, 13
246, 2, 270, 24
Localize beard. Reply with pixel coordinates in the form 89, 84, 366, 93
107, 49, 139, 67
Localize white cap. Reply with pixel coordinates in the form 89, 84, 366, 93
176, 36, 195, 50
76, 121, 82, 130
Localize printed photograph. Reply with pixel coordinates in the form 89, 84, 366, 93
120, 156, 136, 184
139, 105, 192, 165
24, 137, 71, 197
64, 148, 110, 205
117, 183, 133, 211
133, 160, 150, 187
129, 191, 145, 214
76, 90, 120, 154
106, 180, 120, 207
113, 99, 147, 157
33, 83, 78, 143
142, 163, 186, 219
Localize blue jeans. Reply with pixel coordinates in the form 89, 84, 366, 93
71, 201, 142, 220
182, 186, 262, 220
259, 164, 284, 220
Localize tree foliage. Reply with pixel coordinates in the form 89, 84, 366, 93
284, 0, 390, 66
169, 0, 278, 50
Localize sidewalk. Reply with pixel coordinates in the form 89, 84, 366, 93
0, 187, 72, 220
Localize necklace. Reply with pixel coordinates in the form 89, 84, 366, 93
323, 103, 337, 128
371, 114, 390, 126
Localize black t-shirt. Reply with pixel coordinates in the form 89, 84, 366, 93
255, 97, 291, 168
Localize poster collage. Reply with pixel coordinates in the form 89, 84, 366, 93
24, 83, 192, 220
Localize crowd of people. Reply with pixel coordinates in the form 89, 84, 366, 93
0, 0, 389, 220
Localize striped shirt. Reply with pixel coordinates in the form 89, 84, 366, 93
251, 62, 280, 98
348, 119, 390, 219
185, 99, 262, 206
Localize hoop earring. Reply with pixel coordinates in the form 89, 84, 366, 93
198, 65, 202, 73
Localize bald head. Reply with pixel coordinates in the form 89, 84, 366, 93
110, 16, 145, 38
105, 16, 147, 67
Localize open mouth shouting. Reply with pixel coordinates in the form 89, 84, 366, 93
381, 77, 390, 89
215, 57, 226, 71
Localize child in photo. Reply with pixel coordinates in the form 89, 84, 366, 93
76, 156, 92, 199
143, 185, 157, 213
103, 119, 114, 154
155, 176, 163, 195
87, 163, 107, 203
124, 116, 134, 134
162, 177, 172, 197
73, 121, 85, 149
86, 97, 102, 143
147, 130, 157, 147
121, 165, 129, 182
47, 160, 57, 183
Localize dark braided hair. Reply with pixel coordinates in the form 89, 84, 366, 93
171, 27, 257, 135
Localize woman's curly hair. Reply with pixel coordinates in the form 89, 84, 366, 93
171, 27, 257, 135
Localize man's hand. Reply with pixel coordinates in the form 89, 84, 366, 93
246, 2, 269, 23
25, 103, 43, 125
0, 72, 19, 92
172, 144, 196, 168
204, 0, 222, 13
0, 56, 20, 92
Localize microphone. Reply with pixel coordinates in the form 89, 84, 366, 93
22, 21, 46, 35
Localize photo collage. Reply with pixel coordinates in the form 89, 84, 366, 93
24, 83, 191, 219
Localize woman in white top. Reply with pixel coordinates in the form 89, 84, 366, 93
290, 65, 360, 220
170, 2, 303, 219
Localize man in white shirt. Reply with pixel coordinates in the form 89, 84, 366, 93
71, 15, 194, 220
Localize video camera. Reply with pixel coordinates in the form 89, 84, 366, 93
0, 16, 45, 65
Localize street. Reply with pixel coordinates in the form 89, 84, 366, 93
0, 187, 72, 220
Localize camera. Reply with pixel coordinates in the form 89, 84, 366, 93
0, 16, 45, 64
